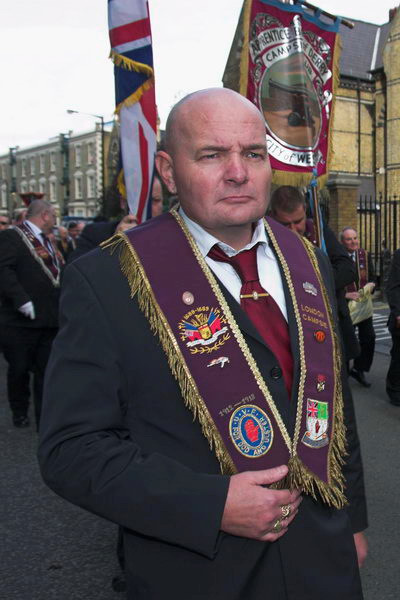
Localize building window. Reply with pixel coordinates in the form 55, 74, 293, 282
39, 179, 46, 195
75, 176, 82, 199
21, 159, 27, 176
87, 142, 95, 164
87, 173, 95, 198
75, 145, 82, 167
49, 180, 57, 203
29, 179, 37, 193
30, 156, 35, 175
20, 181, 27, 194
50, 152, 56, 172
1, 163, 7, 179
39, 154, 45, 173
1, 185, 7, 208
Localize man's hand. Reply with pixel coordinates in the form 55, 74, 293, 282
346, 291, 360, 301
18, 301, 35, 320
221, 465, 302, 542
353, 531, 368, 567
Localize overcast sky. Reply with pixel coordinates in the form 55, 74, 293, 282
0, 0, 398, 155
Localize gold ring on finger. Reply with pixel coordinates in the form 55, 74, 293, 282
272, 519, 282, 533
281, 504, 291, 519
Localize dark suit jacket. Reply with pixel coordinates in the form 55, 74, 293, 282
324, 226, 360, 360
0, 228, 59, 328
387, 249, 400, 335
38, 233, 364, 599
67, 220, 118, 263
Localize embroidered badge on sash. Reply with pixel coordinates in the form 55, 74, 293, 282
314, 330, 326, 343
303, 282, 318, 296
229, 405, 274, 458
178, 306, 230, 355
207, 356, 230, 369
316, 374, 326, 392
302, 399, 329, 448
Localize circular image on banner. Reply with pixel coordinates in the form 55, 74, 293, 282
260, 52, 321, 150
229, 404, 273, 458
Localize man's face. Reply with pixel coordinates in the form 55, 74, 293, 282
342, 229, 359, 252
151, 178, 163, 217
68, 226, 79, 240
272, 204, 306, 235
0, 217, 9, 231
157, 93, 271, 244
42, 209, 57, 235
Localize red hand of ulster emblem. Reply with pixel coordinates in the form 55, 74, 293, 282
245, 418, 260, 443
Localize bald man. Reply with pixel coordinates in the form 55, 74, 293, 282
39, 89, 364, 600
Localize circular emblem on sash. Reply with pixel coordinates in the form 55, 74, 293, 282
314, 330, 326, 343
229, 405, 273, 458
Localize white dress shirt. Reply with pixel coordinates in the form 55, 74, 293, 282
180, 209, 288, 321
25, 219, 44, 244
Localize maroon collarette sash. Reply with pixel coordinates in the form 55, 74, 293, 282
346, 248, 369, 293
14, 223, 62, 285
102, 211, 346, 507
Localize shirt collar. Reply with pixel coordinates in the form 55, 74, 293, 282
25, 219, 43, 238
179, 208, 269, 258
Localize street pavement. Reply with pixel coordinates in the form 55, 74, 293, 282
0, 306, 399, 599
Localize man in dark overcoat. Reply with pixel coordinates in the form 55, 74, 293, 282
0, 199, 60, 427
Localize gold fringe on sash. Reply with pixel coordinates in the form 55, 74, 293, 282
101, 234, 236, 476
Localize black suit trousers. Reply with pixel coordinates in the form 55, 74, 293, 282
0, 325, 57, 425
387, 334, 400, 404
353, 316, 375, 372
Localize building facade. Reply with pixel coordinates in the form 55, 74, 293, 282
0, 125, 110, 221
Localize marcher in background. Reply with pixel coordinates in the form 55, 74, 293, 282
341, 227, 376, 388
269, 186, 361, 362
67, 221, 84, 248
0, 199, 61, 428
0, 215, 10, 230
39, 89, 366, 600
56, 226, 75, 262
67, 175, 163, 263
386, 248, 400, 406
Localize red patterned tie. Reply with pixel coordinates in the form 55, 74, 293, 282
209, 243, 293, 396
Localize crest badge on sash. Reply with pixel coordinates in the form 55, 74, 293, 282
229, 405, 274, 458
302, 399, 329, 448
178, 306, 230, 355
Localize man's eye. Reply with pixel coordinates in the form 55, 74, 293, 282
246, 151, 264, 159
201, 153, 218, 160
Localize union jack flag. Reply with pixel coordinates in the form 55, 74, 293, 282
108, 0, 157, 223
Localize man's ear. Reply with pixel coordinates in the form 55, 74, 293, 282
155, 151, 177, 194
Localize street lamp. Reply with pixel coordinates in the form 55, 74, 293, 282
67, 109, 105, 215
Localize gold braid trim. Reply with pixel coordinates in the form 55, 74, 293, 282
101, 233, 236, 476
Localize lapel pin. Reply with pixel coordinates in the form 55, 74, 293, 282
182, 291, 194, 305
207, 356, 230, 369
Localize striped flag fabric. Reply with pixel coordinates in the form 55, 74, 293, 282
108, 0, 157, 223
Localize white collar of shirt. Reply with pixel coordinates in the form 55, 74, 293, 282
25, 219, 44, 241
179, 207, 270, 258
178, 208, 287, 320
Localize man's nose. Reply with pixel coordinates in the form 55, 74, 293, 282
225, 154, 248, 184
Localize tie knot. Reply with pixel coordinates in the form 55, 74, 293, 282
208, 243, 259, 284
